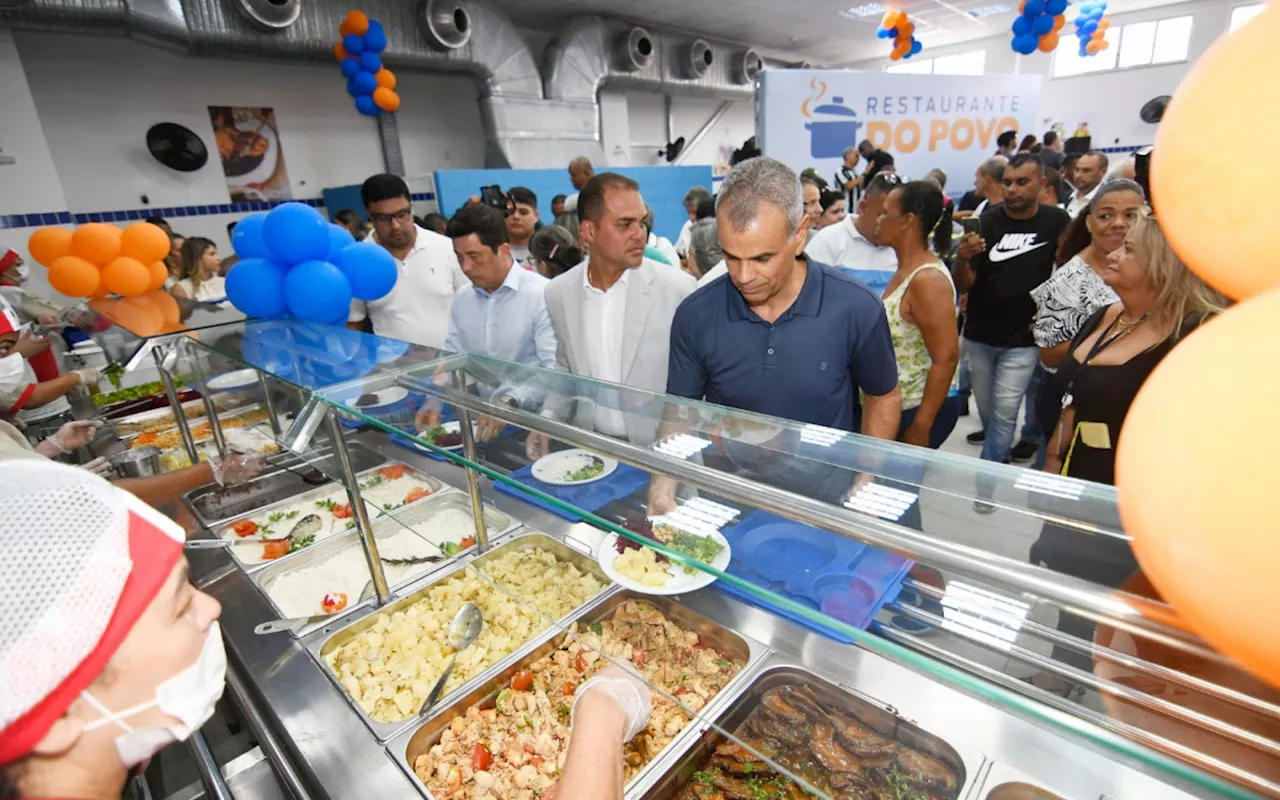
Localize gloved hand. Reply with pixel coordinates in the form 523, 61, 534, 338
80, 456, 112, 477
570, 662, 652, 743
47, 419, 102, 453
209, 450, 266, 487
71, 367, 99, 386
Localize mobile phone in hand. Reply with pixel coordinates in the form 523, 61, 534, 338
962, 217, 982, 237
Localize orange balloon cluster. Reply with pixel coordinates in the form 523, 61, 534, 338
879, 10, 921, 62
1085, 18, 1111, 54
1118, 4, 1280, 690
334, 10, 401, 114
27, 222, 170, 299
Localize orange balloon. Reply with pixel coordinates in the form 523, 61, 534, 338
372, 87, 401, 112
119, 221, 170, 264
147, 260, 169, 291
1038, 31, 1060, 52
898, 20, 914, 38
334, 42, 349, 61
27, 227, 73, 268
338, 20, 354, 37
102, 256, 151, 297
375, 68, 397, 90
343, 10, 369, 36
1091, 28, 1105, 40
1018, 0, 1027, 10
881, 9, 904, 29
1086, 40, 1103, 54
1097, 18, 1111, 30
111, 295, 164, 337
91, 281, 112, 299
1098, 39, 1110, 50
145, 290, 181, 325
1118, 286, 1280, 690
69, 223, 122, 266
48, 255, 102, 297
1053, 13, 1066, 31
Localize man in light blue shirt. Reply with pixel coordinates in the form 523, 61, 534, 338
416, 204, 556, 438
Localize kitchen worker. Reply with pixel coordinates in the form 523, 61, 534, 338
0, 461, 225, 800
555, 663, 652, 800
0, 300, 97, 428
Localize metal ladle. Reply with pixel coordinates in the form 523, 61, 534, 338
253, 580, 378, 635
417, 602, 484, 716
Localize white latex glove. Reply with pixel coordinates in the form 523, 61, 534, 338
48, 419, 101, 453
209, 450, 266, 487
570, 662, 652, 743
80, 456, 112, 477
71, 367, 99, 386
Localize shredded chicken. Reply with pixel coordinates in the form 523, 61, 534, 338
414, 600, 742, 799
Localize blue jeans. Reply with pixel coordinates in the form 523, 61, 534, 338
1019, 364, 1050, 470
962, 338, 1039, 465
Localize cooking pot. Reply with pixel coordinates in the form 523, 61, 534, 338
805, 97, 863, 159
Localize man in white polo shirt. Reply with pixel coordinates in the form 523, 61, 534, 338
347, 174, 466, 349
803, 172, 900, 296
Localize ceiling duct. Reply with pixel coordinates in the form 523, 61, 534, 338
418, 0, 471, 51
614, 25, 653, 72
731, 48, 762, 84
231, 0, 299, 33
681, 38, 713, 79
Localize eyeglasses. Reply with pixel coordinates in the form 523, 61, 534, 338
370, 208, 413, 225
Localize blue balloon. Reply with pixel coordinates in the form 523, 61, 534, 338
1012, 15, 1033, 35
1033, 14, 1055, 35
342, 33, 365, 56
1024, 0, 1045, 16
877, 27, 892, 39
362, 20, 387, 54
910, 39, 922, 55
334, 241, 398, 301
339, 57, 361, 79
1047, 0, 1068, 14
1080, 43, 1091, 56
354, 95, 381, 116
326, 223, 356, 262
284, 260, 353, 323
230, 212, 270, 259
1082, 20, 1098, 34
350, 71, 377, 95
263, 202, 330, 266
886, 26, 898, 38
1012, 33, 1039, 54
358, 51, 382, 74
225, 258, 287, 319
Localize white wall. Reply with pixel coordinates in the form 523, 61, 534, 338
0, 28, 66, 216
848, 0, 1238, 150
613, 91, 755, 176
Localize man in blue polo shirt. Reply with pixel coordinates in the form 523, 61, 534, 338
648, 157, 901, 513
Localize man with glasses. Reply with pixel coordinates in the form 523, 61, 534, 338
803, 173, 901, 296
347, 174, 466, 350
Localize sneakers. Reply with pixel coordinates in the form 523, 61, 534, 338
965, 430, 985, 445
1010, 439, 1038, 463
973, 499, 996, 514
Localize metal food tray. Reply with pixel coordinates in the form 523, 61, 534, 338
111, 398, 204, 434
118, 401, 266, 441
208, 462, 443, 573
309, 531, 614, 742
636, 656, 984, 800
386, 589, 768, 800
250, 491, 518, 639
184, 442, 386, 528
979, 763, 1074, 800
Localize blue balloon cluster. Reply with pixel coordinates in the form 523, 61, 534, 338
241, 319, 408, 387
1074, 1, 1109, 57
1011, 0, 1068, 54
226, 203, 398, 324
340, 20, 387, 117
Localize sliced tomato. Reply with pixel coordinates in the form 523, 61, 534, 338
575, 652, 588, 673
511, 670, 534, 691
331, 503, 353, 519
471, 743, 492, 772
232, 520, 259, 537
321, 592, 348, 613
378, 464, 409, 480
561, 681, 576, 696
404, 486, 431, 505
262, 540, 289, 560
459, 536, 475, 550
136, 432, 157, 444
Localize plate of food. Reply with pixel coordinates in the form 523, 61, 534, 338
352, 387, 409, 409
419, 420, 468, 451
207, 368, 260, 392
530, 448, 618, 486
599, 515, 730, 596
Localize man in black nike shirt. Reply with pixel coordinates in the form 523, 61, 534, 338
954, 154, 1069, 497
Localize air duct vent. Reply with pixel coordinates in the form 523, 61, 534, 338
732, 49, 762, 84
614, 26, 654, 72
232, 0, 300, 32
682, 38, 713, 79
418, 0, 472, 51
0, 0, 33, 8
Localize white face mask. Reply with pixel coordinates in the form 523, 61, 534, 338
0, 353, 25, 395
80, 622, 226, 767
11, 264, 29, 284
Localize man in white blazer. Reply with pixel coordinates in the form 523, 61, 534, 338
529, 173, 696, 458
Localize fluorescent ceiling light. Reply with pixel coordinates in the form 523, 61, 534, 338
841, 2, 887, 19
968, 3, 1012, 17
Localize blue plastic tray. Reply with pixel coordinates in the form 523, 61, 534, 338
494, 462, 650, 522
715, 511, 913, 643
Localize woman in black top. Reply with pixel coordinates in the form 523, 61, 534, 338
1028, 210, 1228, 689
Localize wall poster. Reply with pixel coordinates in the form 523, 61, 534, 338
208, 106, 293, 203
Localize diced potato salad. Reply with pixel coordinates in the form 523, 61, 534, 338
324, 547, 606, 723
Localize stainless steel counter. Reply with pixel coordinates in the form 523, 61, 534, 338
191, 432, 1232, 800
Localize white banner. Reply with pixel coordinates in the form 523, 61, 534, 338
758, 70, 1042, 192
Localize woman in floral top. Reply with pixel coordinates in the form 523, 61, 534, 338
876, 181, 961, 449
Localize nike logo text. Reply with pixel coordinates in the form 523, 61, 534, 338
989, 233, 1049, 263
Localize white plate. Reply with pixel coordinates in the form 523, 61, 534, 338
207, 368, 260, 392
351, 386, 409, 409
426, 420, 467, 451
599, 529, 731, 596
530, 449, 618, 486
